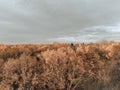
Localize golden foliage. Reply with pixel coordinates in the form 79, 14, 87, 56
0, 42, 120, 90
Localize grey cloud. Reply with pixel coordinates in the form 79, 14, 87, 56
0, 0, 120, 43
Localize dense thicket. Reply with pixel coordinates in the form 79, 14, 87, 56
0, 41, 120, 90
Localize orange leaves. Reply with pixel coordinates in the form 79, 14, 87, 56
0, 42, 120, 89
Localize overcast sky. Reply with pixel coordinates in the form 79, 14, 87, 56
0, 0, 120, 43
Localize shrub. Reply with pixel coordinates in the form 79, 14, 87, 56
0, 42, 120, 90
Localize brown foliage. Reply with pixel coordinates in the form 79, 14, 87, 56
0, 42, 120, 90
